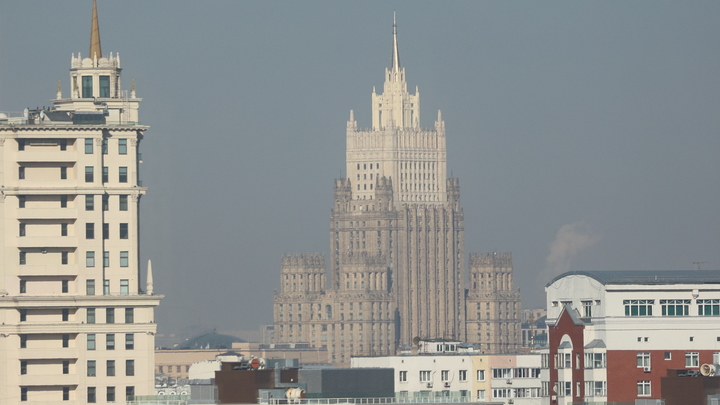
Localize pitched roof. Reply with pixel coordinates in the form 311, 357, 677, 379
547, 270, 720, 287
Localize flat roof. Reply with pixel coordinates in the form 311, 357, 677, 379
547, 270, 720, 287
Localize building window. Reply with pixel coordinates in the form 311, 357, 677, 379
88, 387, 97, 403
63, 360, 69, 374
118, 139, 127, 154
102, 194, 109, 211
126, 387, 135, 401
686, 352, 699, 368
20, 334, 27, 348
624, 299, 654, 316
107, 386, 115, 403
60, 139, 67, 150
637, 352, 650, 368
477, 369, 485, 381
119, 167, 128, 183
18, 195, 25, 208
103, 251, 109, 268
86, 280, 95, 295
20, 309, 27, 322
86, 223, 94, 239
126, 360, 135, 376
441, 370, 450, 381
60, 195, 67, 208
637, 380, 651, 397
661, 299, 690, 316
87, 334, 96, 350
21, 360, 27, 374
87, 308, 96, 324
120, 280, 129, 296
698, 299, 720, 316
106, 334, 115, 350
61, 223, 68, 236
125, 308, 134, 323
119, 223, 128, 239
62, 308, 69, 321
106, 308, 115, 323
19, 223, 26, 236
82, 76, 93, 98
20, 279, 26, 294
99, 76, 110, 98
419, 370, 431, 382
125, 334, 134, 350
493, 368, 513, 379
107, 360, 115, 376
102, 166, 108, 183
87, 360, 96, 376
63, 387, 70, 401
85, 138, 94, 154
665, 352, 672, 360
21, 387, 27, 402
85, 166, 94, 182
102, 138, 108, 154
459, 370, 467, 382
585, 352, 606, 369
18, 139, 25, 151
103, 223, 109, 239
399, 370, 407, 382
104, 280, 110, 295
62, 251, 68, 265
18, 166, 25, 179
20, 251, 26, 265
119, 195, 128, 211
120, 251, 129, 267
62, 334, 69, 348
62, 279, 69, 293
86, 251, 95, 267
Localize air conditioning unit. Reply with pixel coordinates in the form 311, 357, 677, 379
426, 383, 433, 389
506, 379, 512, 385
508, 400, 514, 404
444, 382, 450, 388
643, 366, 651, 373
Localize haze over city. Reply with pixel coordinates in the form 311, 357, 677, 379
1, 1, 718, 341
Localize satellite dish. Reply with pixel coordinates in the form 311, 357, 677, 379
700, 364, 716, 376
412, 336, 421, 346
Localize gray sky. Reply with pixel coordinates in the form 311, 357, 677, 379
2, 1, 719, 340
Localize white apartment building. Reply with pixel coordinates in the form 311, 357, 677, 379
544, 270, 720, 404
351, 341, 541, 405
0, 1, 161, 403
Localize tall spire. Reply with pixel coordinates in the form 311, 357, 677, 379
89, 0, 102, 60
391, 11, 400, 73
146, 260, 154, 295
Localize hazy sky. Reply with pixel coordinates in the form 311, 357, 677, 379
1, 1, 719, 340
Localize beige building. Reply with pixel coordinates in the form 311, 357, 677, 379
0, 2, 161, 403
274, 16, 520, 366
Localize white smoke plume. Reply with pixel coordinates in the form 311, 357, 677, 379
544, 221, 601, 279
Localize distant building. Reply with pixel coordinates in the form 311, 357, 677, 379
520, 308, 547, 349
543, 270, 720, 404
0, 1, 161, 403
273, 14, 520, 367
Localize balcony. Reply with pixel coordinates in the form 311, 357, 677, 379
20, 373, 79, 386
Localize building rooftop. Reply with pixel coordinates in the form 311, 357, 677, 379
547, 270, 720, 287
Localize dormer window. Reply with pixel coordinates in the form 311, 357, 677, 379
82, 76, 93, 98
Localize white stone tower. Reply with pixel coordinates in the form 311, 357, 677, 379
0, 1, 161, 402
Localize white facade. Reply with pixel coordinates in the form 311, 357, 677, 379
0, 2, 161, 404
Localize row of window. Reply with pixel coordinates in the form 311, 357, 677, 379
87, 333, 135, 350
19, 250, 130, 268
400, 369, 541, 383
19, 386, 132, 402
87, 309, 135, 324
624, 299, 720, 316
87, 359, 135, 376
17, 194, 131, 209
83, 138, 129, 154
17, 165, 130, 183
84, 222, 130, 239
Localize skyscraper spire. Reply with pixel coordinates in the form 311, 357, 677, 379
391, 11, 400, 73
89, 0, 102, 60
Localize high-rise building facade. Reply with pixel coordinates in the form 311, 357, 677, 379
274, 16, 520, 366
0, 2, 161, 403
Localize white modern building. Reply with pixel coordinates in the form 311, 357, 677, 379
352, 341, 541, 405
544, 270, 720, 404
0, 1, 161, 403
